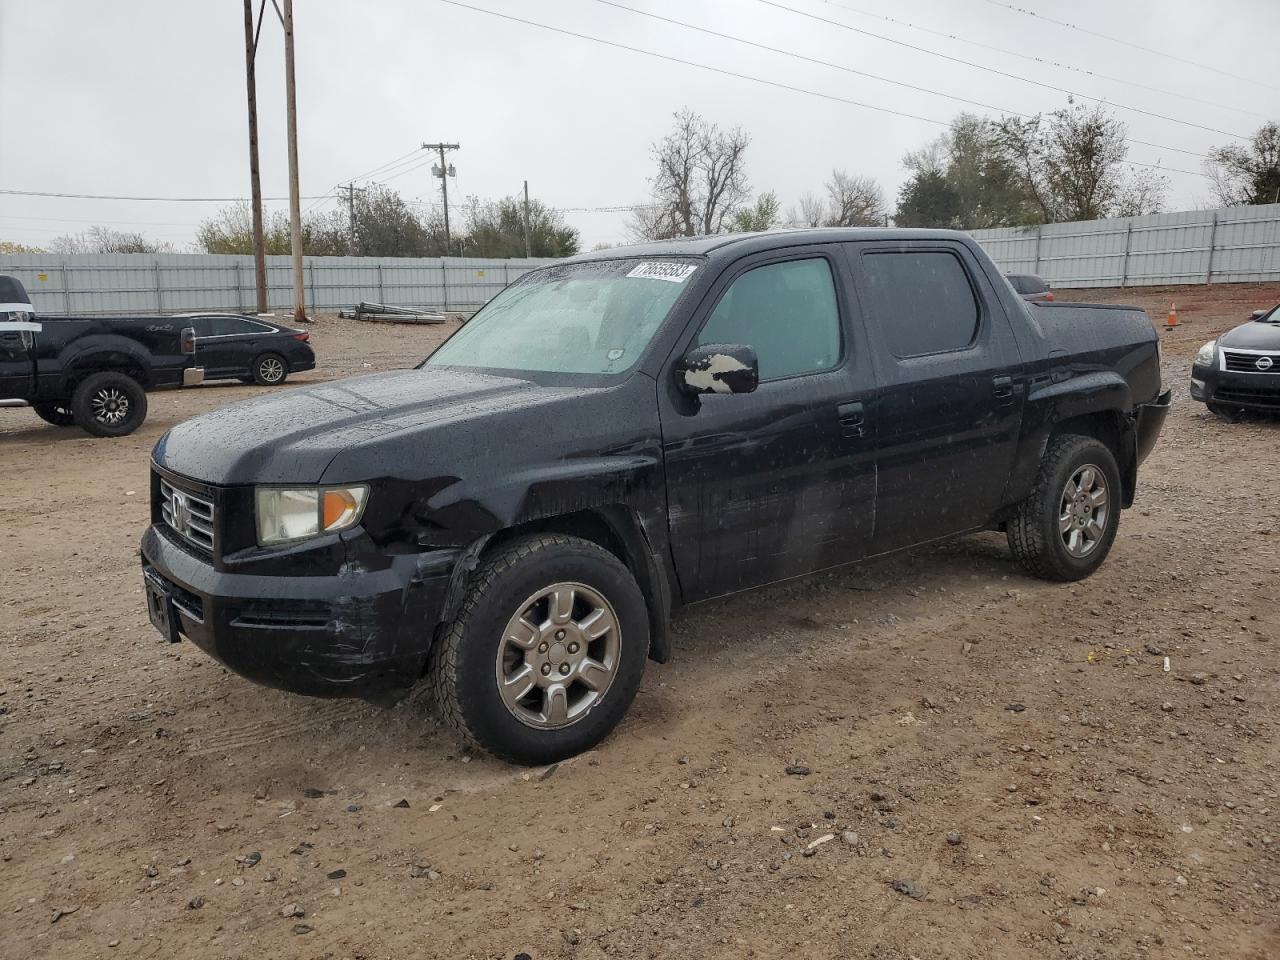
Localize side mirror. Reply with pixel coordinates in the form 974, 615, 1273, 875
1251, 309, 1268, 320
676, 343, 759, 396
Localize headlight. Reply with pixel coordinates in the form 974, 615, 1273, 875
255, 485, 369, 546
1195, 340, 1217, 367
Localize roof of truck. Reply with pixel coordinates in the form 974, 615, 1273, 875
563, 227, 977, 263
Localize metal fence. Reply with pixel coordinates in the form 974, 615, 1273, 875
0, 253, 558, 316
4, 203, 1279, 312
970, 203, 1280, 289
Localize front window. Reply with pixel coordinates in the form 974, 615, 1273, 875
426, 258, 700, 376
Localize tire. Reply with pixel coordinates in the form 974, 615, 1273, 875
71, 371, 147, 438
31, 402, 77, 427
429, 534, 650, 764
1007, 434, 1122, 582
252, 353, 288, 385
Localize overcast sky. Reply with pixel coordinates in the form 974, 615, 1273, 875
1, 0, 1277, 252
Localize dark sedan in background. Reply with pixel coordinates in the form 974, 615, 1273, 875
184, 314, 315, 385
1007, 273, 1054, 303
1191, 305, 1280, 419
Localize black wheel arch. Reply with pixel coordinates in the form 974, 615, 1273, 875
433, 506, 675, 666
1006, 373, 1142, 512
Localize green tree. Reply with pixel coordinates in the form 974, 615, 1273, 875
462, 196, 580, 258
903, 114, 1032, 229
895, 170, 962, 228
0, 240, 43, 254
1206, 121, 1280, 207
730, 191, 781, 232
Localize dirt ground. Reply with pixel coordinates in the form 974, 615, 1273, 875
1, 284, 1278, 960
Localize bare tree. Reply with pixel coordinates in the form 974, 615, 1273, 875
824, 170, 886, 226
630, 109, 752, 240
786, 192, 827, 227
50, 225, 172, 254
996, 100, 1165, 222
1205, 121, 1280, 207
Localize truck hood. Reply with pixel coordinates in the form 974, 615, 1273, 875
153, 368, 591, 485
1220, 320, 1280, 350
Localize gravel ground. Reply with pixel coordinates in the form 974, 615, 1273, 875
0, 287, 1277, 959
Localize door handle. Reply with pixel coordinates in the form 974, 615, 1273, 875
836, 399, 865, 438
992, 375, 1015, 404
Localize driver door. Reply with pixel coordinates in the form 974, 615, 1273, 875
657, 248, 877, 602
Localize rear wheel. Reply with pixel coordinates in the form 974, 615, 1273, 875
71, 371, 147, 438
31, 402, 76, 427
429, 534, 649, 764
1007, 434, 1121, 582
252, 353, 288, 385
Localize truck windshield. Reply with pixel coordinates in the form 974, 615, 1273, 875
426, 258, 699, 375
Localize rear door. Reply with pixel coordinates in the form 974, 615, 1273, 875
195, 316, 271, 375
846, 241, 1025, 552
658, 247, 878, 601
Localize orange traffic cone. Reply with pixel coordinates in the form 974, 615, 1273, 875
1166, 302, 1178, 328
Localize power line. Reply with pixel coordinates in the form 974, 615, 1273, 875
433, 0, 1208, 179
755, 0, 1249, 140
978, 0, 1280, 93
596, 0, 1211, 161
595, 0, 1024, 119
821, 0, 1267, 120
344, 147, 426, 184
433, 0, 950, 128
0, 188, 328, 202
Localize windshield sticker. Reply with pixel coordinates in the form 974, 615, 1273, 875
627, 262, 697, 283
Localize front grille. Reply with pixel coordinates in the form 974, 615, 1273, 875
1222, 349, 1280, 373
1215, 385, 1280, 407
159, 477, 216, 552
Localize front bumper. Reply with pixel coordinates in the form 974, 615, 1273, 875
183, 367, 205, 387
140, 524, 459, 700
1191, 363, 1280, 411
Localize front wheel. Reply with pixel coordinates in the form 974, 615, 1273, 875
428, 534, 649, 764
31, 402, 77, 427
1007, 434, 1122, 582
71, 371, 147, 438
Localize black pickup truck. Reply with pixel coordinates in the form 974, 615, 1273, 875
140, 229, 1170, 763
0, 276, 204, 437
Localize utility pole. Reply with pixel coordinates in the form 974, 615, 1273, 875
283, 0, 305, 323
344, 183, 361, 255
242, 0, 268, 314
423, 142, 459, 253
522, 180, 532, 258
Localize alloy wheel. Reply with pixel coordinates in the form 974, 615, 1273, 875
494, 581, 621, 729
1059, 464, 1109, 558
90, 387, 130, 425
259, 357, 285, 383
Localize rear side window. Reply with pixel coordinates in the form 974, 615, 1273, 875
860, 251, 979, 358
696, 257, 841, 381
218, 317, 262, 335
